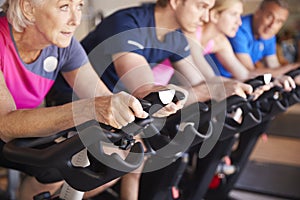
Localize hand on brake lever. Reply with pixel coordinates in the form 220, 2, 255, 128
250, 84, 273, 101
272, 75, 296, 92
249, 75, 296, 101
148, 84, 187, 118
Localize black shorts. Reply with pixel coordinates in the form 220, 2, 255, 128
0, 140, 63, 184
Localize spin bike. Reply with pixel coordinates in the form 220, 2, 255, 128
202, 69, 300, 200
2, 90, 185, 200
139, 89, 260, 200
139, 74, 289, 200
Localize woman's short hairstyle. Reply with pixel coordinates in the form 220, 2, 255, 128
212, 0, 243, 13
1, 0, 44, 32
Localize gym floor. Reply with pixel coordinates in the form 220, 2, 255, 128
230, 103, 300, 200
230, 190, 289, 200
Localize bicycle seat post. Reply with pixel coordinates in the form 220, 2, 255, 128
59, 132, 89, 200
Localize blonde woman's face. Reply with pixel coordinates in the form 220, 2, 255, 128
215, 1, 243, 38
32, 0, 84, 47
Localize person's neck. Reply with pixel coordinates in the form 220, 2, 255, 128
252, 15, 260, 39
12, 28, 46, 64
201, 23, 219, 45
154, 5, 179, 41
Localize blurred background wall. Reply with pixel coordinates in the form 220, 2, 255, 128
76, 0, 300, 40
0, 0, 299, 41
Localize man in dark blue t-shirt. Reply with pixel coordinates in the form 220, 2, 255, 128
82, 3, 190, 93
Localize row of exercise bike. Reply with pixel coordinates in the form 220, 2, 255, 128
2, 67, 300, 200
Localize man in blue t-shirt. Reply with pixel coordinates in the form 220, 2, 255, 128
229, 0, 290, 70
209, 0, 299, 80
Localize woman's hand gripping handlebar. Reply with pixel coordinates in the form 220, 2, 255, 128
98, 89, 185, 150
2, 90, 185, 191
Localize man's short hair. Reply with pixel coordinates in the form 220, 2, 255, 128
260, 0, 289, 11
156, 0, 169, 7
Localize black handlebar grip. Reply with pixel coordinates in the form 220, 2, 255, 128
142, 90, 185, 115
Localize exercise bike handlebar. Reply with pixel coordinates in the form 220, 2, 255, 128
143, 94, 254, 157
149, 74, 281, 149
3, 90, 185, 192
3, 120, 147, 192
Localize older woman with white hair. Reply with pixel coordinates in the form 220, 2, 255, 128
0, 0, 156, 199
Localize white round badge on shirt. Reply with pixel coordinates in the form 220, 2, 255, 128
43, 56, 58, 72
259, 42, 264, 52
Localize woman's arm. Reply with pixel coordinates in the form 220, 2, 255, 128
0, 69, 94, 141
184, 32, 217, 81
0, 63, 147, 142
172, 46, 252, 103
215, 37, 251, 81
